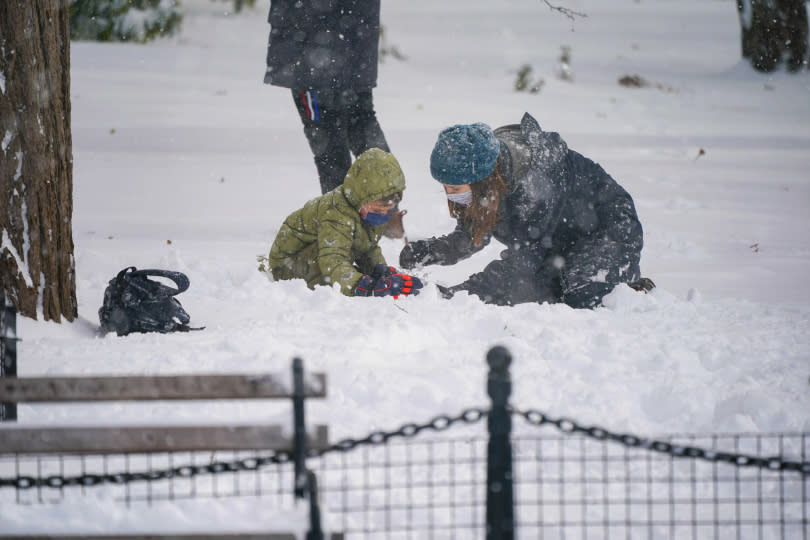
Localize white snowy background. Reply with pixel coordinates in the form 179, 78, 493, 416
2, 0, 809, 534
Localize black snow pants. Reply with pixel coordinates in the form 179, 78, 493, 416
292, 89, 390, 194
464, 237, 641, 309
556, 236, 641, 309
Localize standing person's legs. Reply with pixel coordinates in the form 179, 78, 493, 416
345, 90, 390, 156
292, 89, 352, 194
344, 90, 407, 238
777, 0, 808, 71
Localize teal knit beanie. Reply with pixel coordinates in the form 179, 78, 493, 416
429, 123, 500, 185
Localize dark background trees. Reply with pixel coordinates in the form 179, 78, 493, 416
0, 1, 77, 322
69, 0, 182, 43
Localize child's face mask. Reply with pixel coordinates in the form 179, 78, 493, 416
360, 192, 401, 225
362, 210, 392, 225
446, 190, 473, 207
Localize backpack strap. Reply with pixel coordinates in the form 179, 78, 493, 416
129, 269, 190, 295
114, 266, 138, 281
106, 266, 138, 303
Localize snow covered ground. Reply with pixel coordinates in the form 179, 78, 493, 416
2, 0, 809, 534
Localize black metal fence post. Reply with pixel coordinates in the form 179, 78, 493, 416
292, 357, 307, 499
305, 469, 324, 540
292, 357, 324, 540
1, 296, 18, 422
486, 345, 515, 540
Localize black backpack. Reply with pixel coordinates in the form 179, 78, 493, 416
99, 267, 202, 336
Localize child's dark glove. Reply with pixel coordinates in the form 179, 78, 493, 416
370, 263, 397, 278
354, 272, 424, 298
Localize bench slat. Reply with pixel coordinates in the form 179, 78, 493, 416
0, 535, 344, 540
0, 374, 326, 403
0, 425, 328, 454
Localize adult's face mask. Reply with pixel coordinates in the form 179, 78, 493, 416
362, 210, 392, 226
446, 190, 473, 207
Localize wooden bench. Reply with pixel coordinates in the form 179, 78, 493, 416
0, 536, 335, 540
0, 359, 341, 540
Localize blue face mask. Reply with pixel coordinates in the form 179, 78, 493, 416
362, 210, 392, 226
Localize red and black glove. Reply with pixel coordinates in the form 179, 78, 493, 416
354, 270, 424, 298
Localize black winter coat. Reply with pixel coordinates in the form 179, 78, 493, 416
400, 113, 644, 308
264, 0, 381, 91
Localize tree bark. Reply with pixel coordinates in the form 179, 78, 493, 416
737, 0, 809, 72
0, 0, 77, 322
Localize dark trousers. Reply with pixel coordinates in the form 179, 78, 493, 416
292, 89, 390, 194
477, 239, 641, 309
557, 237, 641, 309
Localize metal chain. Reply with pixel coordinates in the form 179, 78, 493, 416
514, 407, 810, 476
2, 405, 808, 489
309, 407, 489, 457
0, 408, 489, 490
0, 451, 294, 490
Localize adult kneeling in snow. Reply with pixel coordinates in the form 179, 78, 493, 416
266, 148, 423, 299
399, 113, 652, 308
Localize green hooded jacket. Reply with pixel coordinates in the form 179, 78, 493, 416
267, 148, 406, 295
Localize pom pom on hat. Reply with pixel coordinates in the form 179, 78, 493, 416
430, 123, 500, 185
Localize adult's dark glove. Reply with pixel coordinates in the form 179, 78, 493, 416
354, 272, 424, 298
399, 240, 431, 270
436, 284, 462, 299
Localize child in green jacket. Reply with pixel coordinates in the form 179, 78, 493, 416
264, 148, 422, 298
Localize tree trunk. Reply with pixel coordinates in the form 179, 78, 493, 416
0, 0, 77, 322
737, 0, 809, 72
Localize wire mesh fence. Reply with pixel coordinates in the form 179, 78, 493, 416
2, 430, 807, 539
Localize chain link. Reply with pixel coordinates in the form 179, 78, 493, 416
0, 408, 489, 490
2, 405, 808, 489
0, 451, 293, 490
514, 407, 810, 476
309, 408, 489, 457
